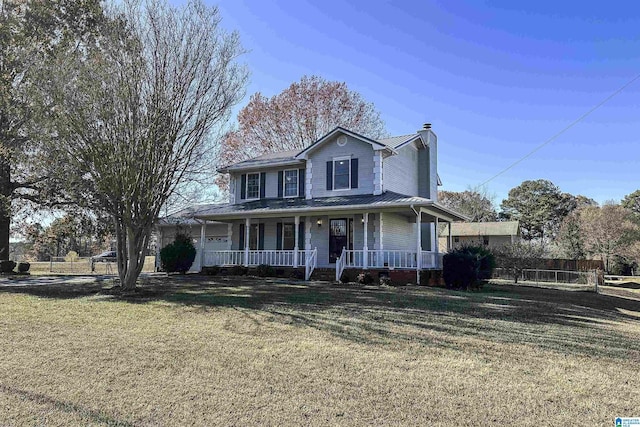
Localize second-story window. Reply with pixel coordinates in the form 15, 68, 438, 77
246, 173, 260, 199
284, 169, 298, 197
333, 157, 350, 190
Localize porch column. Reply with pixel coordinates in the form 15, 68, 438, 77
200, 221, 206, 270
416, 210, 422, 285
448, 221, 453, 251
244, 217, 250, 267
155, 227, 162, 272
363, 212, 368, 269
294, 215, 300, 268
434, 217, 439, 254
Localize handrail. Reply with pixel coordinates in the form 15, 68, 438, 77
335, 247, 346, 282
305, 248, 317, 280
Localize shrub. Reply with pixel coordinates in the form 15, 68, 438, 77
289, 268, 304, 280
357, 271, 374, 285
64, 251, 79, 262
201, 266, 220, 275
0, 260, 16, 273
256, 264, 276, 277
160, 232, 197, 273
17, 262, 30, 273
379, 275, 393, 286
339, 270, 352, 284
443, 245, 495, 290
230, 265, 248, 276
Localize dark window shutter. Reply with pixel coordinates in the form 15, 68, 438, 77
298, 169, 305, 198
351, 158, 358, 189
240, 174, 246, 200
276, 223, 283, 250
277, 171, 284, 198
298, 222, 305, 249
259, 172, 266, 199
326, 161, 333, 190
258, 224, 265, 250
239, 224, 245, 249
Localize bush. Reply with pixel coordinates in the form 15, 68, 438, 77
339, 270, 352, 284
201, 266, 220, 275
379, 275, 393, 286
443, 245, 495, 290
289, 268, 304, 280
357, 271, 374, 285
64, 251, 79, 262
17, 262, 30, 273
230, 265, 248, 276
0, 260, 16, 273
256, 264, 276, 277
160, 232, 197, 273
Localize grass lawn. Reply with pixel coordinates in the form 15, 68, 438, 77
1, 276, 639, 426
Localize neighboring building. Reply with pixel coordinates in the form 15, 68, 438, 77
157, 124, 468, 281
438, 221, 520, 252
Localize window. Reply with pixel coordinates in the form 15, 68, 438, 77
483, 238, 489, 246
284, 170, 298, 197
282, 224, 295, 250
246, 173, 259, 199
333, 157, 350, 190
454, 237, 459, 243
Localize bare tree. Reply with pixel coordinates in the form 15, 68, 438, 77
494, 241, 545, 283
216, 75, 386, 192
438, 187, 497, 222
579, 203, 639, 273
45, 0, 247, 289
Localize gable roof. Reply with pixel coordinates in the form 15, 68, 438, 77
439, 221, 520, 237
295, 127, 396, 159
378, 133, 420, 149
218, 149, 302, 173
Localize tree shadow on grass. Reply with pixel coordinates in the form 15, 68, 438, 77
2, 274, 639, 360
0, 384, 134, 426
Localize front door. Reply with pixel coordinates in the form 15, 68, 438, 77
329, 218, 353, 263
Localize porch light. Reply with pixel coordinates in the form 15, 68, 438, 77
317, 218, 322, 227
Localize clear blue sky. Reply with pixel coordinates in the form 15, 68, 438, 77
209, 0, 640, 207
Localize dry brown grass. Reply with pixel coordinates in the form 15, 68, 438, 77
1, 276, 639, 426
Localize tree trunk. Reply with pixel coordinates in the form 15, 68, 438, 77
115, 219, 152, 291
0, 159, 11, 261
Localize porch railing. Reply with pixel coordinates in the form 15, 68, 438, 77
338, 250, 443, 270
336, 248, 346, 282
203, 249, 310, 268
305, 248, 317, 281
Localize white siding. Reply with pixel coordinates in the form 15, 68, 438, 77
307, 134, 375, 197
383, 143, 420, 196
381, 213, 416, 251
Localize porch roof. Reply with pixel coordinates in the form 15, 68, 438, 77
188, 191, 469, 222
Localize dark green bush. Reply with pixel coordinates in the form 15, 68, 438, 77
256, 264, 276, 277
0, 260, 16, 273
202, 266, 220, 275
357, 271, 374, 285
17, 262, 30, 273
339, 270, 352, 284
160, 232, 196, 273
230, 265, 248, 276
443, 245, 495, 290
289, 268, 304, 280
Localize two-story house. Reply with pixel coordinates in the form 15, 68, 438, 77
156, 124, 467, 282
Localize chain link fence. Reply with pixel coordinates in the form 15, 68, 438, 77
26, 256, 157, 275
493, 268, 599, 292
